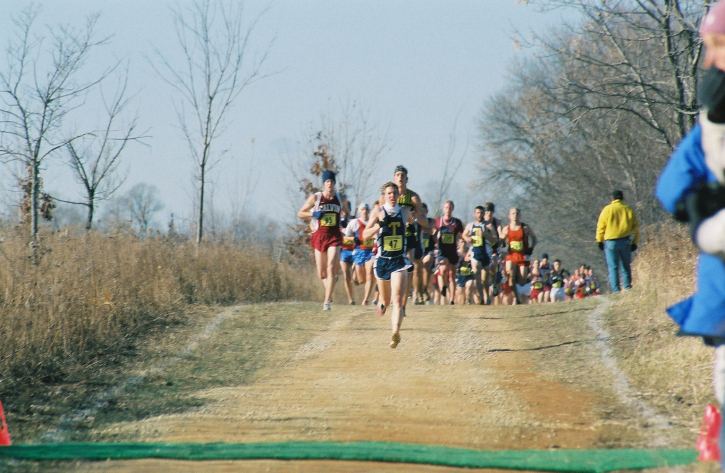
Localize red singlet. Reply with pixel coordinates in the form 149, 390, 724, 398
310, 192, 343, 252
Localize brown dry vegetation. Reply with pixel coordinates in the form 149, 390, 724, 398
0, 227, 318, 435
605, 221, 715, 434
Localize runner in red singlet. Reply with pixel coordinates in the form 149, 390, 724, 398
500, 208, 537, 305
344, 203, 376, 306
298, 170, 349, 310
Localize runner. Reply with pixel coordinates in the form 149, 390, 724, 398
573, 269, 588, 300
419, 203, 437, 304
297, 170, 349, 310
549, 259, 566, 303
500, 208, 538, 304
455, 240, 475, 305
393, 165, 428, 308
539, 254, 552, 304
482, 202, 503, 304
363, 182, 426, 348
344, 203, 376, 306
463, 205, 498, 304
587, 267, 601, 296
489, 251, 503, 305
339, 200, 356, 305
436, 200, 464, 305
529, 259, 544, 304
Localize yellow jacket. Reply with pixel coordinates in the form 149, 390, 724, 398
596, 199, 639, 244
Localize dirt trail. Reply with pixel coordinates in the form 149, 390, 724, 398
39, 299, 691, 472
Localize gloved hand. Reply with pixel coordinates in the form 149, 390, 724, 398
312, 210, 325, 220
381, 211, 394, 228
680, 182, 725, 239
598, 242, 604, 251
354, 236, 361, 246
630, 244, 637, 252
524, 248, 533, 256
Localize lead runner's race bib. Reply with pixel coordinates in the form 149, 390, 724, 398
383, 235, 403, 252
441, 233, 454, 245
320, 213, 336, 227
459, 266, 471, 276
471, 235, 483, 247
509, 240, 524, 252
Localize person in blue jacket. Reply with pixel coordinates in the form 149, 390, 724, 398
656, 1, 725, 463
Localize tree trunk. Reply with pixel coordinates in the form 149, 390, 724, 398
196, 164, 205, 246
86, 202, 94, 231
31, 163, 39, 239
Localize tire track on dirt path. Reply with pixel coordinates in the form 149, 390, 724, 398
39, 305, 246, 444
585, 296, 672, 447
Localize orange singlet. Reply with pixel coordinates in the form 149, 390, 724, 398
505, 224, 529, 266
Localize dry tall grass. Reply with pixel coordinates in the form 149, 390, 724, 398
0, 228, 318, 387
605, 221, 714, 441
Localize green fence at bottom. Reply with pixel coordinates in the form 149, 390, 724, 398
0, 441, 700, 472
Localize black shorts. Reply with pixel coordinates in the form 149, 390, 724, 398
406, 234, 421, 260
374, 256, 413, 280
472, 249, 490, 268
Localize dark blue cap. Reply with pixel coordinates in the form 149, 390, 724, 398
322, 170, 336, 183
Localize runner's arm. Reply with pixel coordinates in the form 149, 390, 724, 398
362, 208, 381, 240
411, 193, 429, 232
462, 223, 473, 243
525, 225, 538, 251
344, 219, 359, 236
483, 225, 498, 244
298, 194, 318, 219
343, 220, 358, 245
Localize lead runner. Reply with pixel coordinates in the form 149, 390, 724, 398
298, 170, 349, 310
364, 182, 426, 348
393, 165, 428, 308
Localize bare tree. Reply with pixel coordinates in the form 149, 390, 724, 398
326, 100, 394, 209
475, 1, 710, 271
517, 0, 707, 149
123, 183, 164, 235
151, 0, 272, 246
58, 71, 148, 230
429, 112, 469, 217
286, 100, 393, 213
0, 6, 112, 240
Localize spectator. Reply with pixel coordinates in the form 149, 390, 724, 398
595, 190, 640, 293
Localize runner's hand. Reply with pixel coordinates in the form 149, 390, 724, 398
630, 244, 637, 252
381, 212, 394, 228
681, 182, 725, 239
524, 248, 533, 256
598, 242, 604, 251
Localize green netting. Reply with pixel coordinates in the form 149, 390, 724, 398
0, 441, 700, 472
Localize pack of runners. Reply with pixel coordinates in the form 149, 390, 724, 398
298, 166, 600, 347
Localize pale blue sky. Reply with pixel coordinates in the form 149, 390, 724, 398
0, 1, 571, 230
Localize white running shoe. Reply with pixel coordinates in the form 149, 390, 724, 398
323, 301, 331, 311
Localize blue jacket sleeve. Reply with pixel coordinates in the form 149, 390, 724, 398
655, 125, 714, 214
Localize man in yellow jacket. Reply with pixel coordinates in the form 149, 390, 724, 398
596, 190, 640, 293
